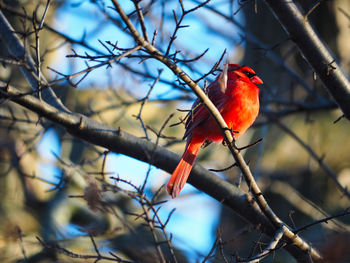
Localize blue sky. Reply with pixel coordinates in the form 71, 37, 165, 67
37, 0, 245, 260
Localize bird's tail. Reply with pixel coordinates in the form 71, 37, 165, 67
167, 139, 202, 198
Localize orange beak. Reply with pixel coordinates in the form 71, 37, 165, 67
250, 75, 264, 85
251, 75, 263, 85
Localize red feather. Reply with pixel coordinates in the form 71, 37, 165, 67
167, 64, 263, 198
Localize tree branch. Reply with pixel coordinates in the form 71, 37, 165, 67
0, 10, 68, 112
0, 81, 270, 232
0, 81, 316, 262
264, 0, 350, 121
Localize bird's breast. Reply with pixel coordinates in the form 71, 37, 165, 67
222, 88, 259, 138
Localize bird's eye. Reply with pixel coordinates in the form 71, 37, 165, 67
243, 71, 256, 78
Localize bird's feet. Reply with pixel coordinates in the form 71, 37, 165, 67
222, 128, 238, 146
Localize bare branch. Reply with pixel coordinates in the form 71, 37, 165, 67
247, 227, 285, 263
0, 81, 281, 258
264, 0, 350, 121
273, 118, 350, 199
0, 10, 68, 111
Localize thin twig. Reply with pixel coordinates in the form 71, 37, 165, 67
245, 227, 285, 263
48, 45, 142, 87
294, 208, 350, 234
273, 118, 350, 200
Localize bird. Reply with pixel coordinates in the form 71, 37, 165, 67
167, 64, 263, 198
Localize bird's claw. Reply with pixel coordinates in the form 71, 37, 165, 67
222, 128, 239, 146
223, 127, 239, 137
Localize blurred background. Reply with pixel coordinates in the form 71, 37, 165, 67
0, 0, 350, 262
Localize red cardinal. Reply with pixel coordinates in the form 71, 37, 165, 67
167, 64, 263, 198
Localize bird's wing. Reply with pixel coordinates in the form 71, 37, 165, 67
183, 73, 228, 140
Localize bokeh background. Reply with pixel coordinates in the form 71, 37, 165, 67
0, 0, 350, 262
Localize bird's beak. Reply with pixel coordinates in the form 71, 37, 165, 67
251, 75, 263, 85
